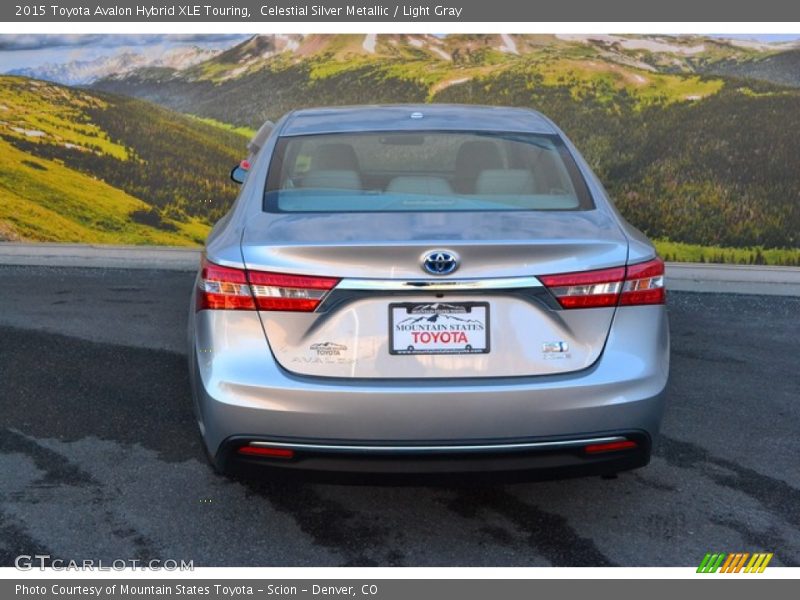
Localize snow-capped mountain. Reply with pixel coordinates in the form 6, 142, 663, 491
7, 46, 222, 85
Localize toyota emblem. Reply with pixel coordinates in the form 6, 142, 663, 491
422, 250, 459, 276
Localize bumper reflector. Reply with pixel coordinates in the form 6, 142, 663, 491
238, 446, 295, 459
584, 440, 638, 454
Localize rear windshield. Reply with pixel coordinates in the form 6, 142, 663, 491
263, 131, 594, 213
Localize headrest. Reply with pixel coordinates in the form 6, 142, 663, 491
301, 169, 363, 190
386, 176, 454, 195
311, 143, 360, 171
475, 169, 535, 195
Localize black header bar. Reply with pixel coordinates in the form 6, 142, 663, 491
4, 0, 800, 22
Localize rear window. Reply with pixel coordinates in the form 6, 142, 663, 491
263, 131, 594, 213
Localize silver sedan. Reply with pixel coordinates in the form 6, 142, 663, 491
188, 104, 669, 481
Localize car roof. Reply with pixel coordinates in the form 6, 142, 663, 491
279, 104, 558, 136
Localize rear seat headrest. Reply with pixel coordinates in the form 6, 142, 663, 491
386, 176, 453, 195
475, 169, 535, 195
301, 169, 363, 190
311, 143, 360, 171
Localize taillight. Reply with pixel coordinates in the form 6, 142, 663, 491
196, 259, 255, 311
539, 266, 625, 309
195, 256, 338, 312
248, 271, 339, 312
541, 257, 665, 309
619, 258, 666, 306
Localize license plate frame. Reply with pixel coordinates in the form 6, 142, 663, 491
388, 301, 490, 355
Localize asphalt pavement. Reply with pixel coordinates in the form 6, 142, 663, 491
0, 265, 798, 567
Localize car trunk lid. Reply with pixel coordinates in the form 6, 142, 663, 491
241, 210, 628, 378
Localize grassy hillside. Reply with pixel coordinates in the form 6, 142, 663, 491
0, 135, 208, 244
0, 76, 247, 244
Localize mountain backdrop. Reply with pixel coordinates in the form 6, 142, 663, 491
2, 34, 800, 263
8, 45, 222, 86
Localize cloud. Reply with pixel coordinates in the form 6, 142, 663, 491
0, 34, 249, 52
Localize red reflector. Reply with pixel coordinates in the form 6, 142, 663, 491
584, 440, 638, 454
237, 446, 295, 459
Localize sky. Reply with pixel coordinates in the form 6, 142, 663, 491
1, 33, 799, 73
0, 34, 251, 72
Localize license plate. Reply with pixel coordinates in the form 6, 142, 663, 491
389, 302, 490, 355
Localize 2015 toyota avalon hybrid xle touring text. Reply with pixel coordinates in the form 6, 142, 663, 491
188, 104, 669, 481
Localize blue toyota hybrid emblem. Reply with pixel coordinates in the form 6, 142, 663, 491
422, 250, 459, 275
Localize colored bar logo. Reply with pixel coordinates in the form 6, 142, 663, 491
697, 552, 773, 573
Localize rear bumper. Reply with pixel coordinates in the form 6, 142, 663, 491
215, 431, 651, 483
189, 304, 669, 476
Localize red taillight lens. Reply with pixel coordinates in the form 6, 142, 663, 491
539, 266, 625, 308
196, 258, 256, 311
584, 440, 638, 454
237, 446, 295, 459
540, 257, 665, 309
196, 256, 339, 312
248, 271, 339, 312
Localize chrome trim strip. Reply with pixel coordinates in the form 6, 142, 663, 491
249, 436, 626, 454
336, 276, 542, 292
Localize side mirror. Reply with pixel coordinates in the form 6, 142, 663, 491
230, 160, 250, 184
